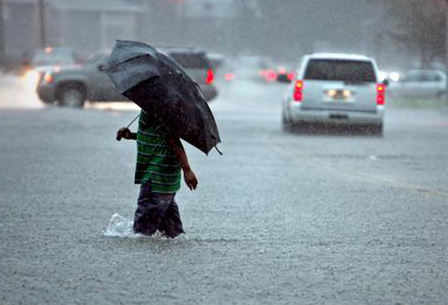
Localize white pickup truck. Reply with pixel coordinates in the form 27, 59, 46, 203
37, 48, 218, 108
282, 53, 386, 135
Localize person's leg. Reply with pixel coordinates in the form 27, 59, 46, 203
133, 181, 171, 235
159, 194, 184, 238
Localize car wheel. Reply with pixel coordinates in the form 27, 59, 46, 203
436, 91, 446, 100
294, 121, 310, 134
58, 86, 85, 108
369, 124, 383, 137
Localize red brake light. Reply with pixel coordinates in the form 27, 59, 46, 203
206, 69, 214, 84
293, 80, 303, 102
265, 69, 277, 82
224, 73, 235, 81
377, 83, 386, 105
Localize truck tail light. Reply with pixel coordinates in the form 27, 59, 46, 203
377, 83, 386, 105
44, 73, 54, 83
206, 69, 214, 85
293, 80, 303, 102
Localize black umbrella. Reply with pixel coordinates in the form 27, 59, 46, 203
102, 40, 221, 155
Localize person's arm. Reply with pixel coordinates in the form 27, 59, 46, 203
167, 137, 198, 190
116, 127, 137, 141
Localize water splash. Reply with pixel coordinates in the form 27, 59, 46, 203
104, 213, 180, 239
104, 213, 141, 238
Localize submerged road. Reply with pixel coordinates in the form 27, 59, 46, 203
1, 75, 448, 305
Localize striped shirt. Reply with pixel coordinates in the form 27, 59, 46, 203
134, 110, 181, 193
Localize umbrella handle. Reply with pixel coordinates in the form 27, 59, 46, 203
126, 114, 140, 128
214, 145, 223, 155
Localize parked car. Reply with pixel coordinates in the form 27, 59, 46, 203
281, 53, 386, 135
388, 69, 446, 99
37, 47, 218, 108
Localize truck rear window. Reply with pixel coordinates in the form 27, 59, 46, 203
304, 59, 376, 82
169, 53, 210, 69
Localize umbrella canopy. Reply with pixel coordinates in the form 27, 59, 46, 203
102, 40, 221, 155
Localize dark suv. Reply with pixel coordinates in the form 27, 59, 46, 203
36, 47, 218, 108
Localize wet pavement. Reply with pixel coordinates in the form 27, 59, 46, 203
1, 74, 448, 304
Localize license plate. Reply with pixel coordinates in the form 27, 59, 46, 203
326, 89, 352, 100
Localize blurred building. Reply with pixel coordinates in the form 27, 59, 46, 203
0, 0, 410, 71
126, 0, 242, 53
1, 0, 142, 64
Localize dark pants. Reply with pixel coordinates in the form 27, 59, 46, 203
133, 181, 184, 238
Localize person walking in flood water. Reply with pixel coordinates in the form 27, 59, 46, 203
116, 109, 198, 238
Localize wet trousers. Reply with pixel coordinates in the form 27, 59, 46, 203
133, 181, 184, 238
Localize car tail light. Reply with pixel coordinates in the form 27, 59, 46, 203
287, 73, 295, 81
224, 73, 235, 81
293, 80, 303, 102
206, 69, 214, 85
377, 83, 385, 105
265, 69, 277, 82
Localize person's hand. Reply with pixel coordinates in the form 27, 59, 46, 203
183, 169, 198, 190
116, 127, 133, 141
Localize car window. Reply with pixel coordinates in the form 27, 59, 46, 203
32, 49, 76, 66
434, 74, 443, 82
400, 72, 421, 82
304, 59, 376, 82
169, 52, 210, 69
421, 72, 442, 82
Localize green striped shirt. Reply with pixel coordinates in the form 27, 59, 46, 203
134, 110, 181, 193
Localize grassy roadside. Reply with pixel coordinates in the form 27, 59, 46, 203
388, 96, 448, 109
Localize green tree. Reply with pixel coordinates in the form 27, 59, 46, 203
380, 0, 446, 67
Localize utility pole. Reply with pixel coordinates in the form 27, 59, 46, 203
0, 0, 5, 67
445, 0, 448, 105
38, 0, 46, 48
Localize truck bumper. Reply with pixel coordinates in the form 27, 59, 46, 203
289, 103, 384, 125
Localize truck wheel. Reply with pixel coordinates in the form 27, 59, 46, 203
370, 124, 383, 137
41, 98, 54, 105
282, 112, 292, 132
58, 86, 85, 108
